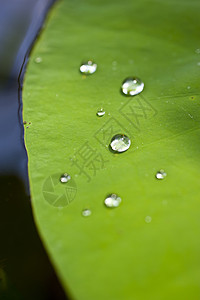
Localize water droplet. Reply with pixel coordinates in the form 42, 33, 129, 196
60, 173, 71, 183
197, 62, 200, 66
96, 108, 105, 117
80, 60, 97, 75
145, 216, 152, 223
82, 209, 92, 217
35, 57, 42, 63
155, 170, 167, 180
121, 77, 144, 96
110, 134, 131, 153
195, 48, 200, 54
187, 86, 191, 89
104, 194, 121, 208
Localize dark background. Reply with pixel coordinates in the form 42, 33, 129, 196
0, 1, 67, 299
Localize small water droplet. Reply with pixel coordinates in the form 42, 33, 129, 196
82, 209, 92, 217
60, 173, 71, 183
155, 170, 167, 180
104, 194, 121, 208
197, 62, 200, 66
35, 57, 42, 63
121, 77, 144, 96
187, 86, 191, 89
96, 108, 105, 117
80, 60, 97, 75
112, 61, 117, 66
195, 48, 200, 54
110, 134, 131, 153
145, 216, 152, 223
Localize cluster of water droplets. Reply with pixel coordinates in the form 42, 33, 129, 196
55, 60, 168, 219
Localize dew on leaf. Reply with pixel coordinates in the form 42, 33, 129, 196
96, 108, 105, 117
35, 57, 42, 63
121, 77, 144, 96
104, 194, 121, 208
145, 216, 152, 223
60, 173, 71, 183
82, 209, 92, 217
110, 134, 131, 153
155, 170, 167, 180
80, 60, 97, 75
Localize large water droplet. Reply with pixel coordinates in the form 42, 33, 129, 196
60, 173, 71, 183
121, 77, 144, 96
96, 108, 105, 117
110, 134, 131, 153
80, 60, 97, 75
82, 209, 92, 217
104, 194, 121, 208
155, 170, 167, 180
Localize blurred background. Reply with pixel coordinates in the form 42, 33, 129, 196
0, 0, 66, 299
